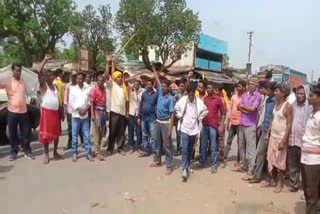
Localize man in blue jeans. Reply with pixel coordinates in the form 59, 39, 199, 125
138, 78, 158, 157
128, 78, 143, 153
150, 67, 175, 176
69, 72, 93, 162
174, 78, 187, 156
200, 81, 226, 173
175, 84, 208, 181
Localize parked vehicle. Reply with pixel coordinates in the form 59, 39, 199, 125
0, 65, 41, 145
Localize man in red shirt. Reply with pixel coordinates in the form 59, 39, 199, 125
90, 75, 107, 161
200, 81, 226, 173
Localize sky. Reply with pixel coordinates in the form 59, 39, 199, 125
73, 0, 320, 81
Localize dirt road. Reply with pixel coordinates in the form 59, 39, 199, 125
0, 123, 305, 214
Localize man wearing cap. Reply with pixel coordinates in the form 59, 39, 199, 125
105, 61, 129, 155
234, 78, 261, 181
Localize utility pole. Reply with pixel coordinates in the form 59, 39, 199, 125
311, 70, 314, 83
247, 31, 254, 63
246, 31, 254, 78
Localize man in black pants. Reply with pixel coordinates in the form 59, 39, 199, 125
106, 60, 129, 155
0, 63, 34, 160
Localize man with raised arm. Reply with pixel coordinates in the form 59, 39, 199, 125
37, 54, 64, 164
150, 66, 175, 176
0, 63, 34, 160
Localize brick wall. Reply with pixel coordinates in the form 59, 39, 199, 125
290, 74, 306, 88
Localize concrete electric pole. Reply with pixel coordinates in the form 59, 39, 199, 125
247, 31, 254, 63
246, 31, 254, 78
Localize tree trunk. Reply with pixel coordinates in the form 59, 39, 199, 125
141, 48, 152, 71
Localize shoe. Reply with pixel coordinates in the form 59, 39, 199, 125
9, 154, 17, 161
211, 167, 217, 174
24, 153, 35, 160
182, 169, 188, 182
86, 156, 95, 162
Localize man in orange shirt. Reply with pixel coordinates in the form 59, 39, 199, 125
0, 63, 34, 161
224, 80, 246, 164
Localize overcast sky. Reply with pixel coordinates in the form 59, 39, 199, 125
73, 0, 320, 81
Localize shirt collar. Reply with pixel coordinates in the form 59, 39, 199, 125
187, 97, 197, 104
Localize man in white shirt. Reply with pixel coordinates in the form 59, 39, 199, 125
300, 86, 320, 214
175, 84, 208, 182
69, 72, 93, 162
128, 78, 143, 153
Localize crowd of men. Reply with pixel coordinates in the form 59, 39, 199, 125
1, 54, 320, 214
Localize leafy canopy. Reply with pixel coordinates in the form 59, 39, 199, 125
116, 0, 201, 71
0, 0, 75, 66
71, 4, 115, 67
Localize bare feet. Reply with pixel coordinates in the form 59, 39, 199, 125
53, 153, 64, 160
43, 154, 49, 164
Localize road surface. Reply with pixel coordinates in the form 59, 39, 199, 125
0, 122, 305, 214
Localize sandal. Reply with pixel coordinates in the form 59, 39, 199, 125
248, 178, 262, 184
149, 162, 161, 167
96, 154, 105, 161
273, 185, 283, 193
165, 168, 173, 176
53, 153, 64, 160
43, 155, 49, 164
260, 180, 276, 188
282, 186, 298, 193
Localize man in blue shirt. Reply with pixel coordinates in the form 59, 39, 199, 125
249, 81, 277, 183
150, 67, 175, 176
138, 77, 158, 158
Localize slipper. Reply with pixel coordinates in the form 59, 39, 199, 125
43, 155, 49, 164
248, 178, 262, 184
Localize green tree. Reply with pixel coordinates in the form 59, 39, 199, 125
71, 4, 115, 67
116, 0, 201, 71
54, 45, 78, 61
0, 0, 75, 67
